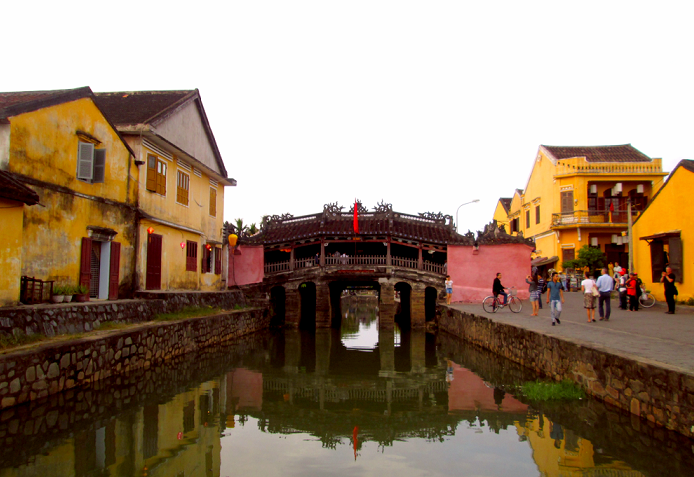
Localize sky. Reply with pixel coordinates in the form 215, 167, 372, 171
3, 1, 693, 234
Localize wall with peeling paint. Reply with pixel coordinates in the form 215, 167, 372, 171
4, 98, 138, 299
0, 199, 25, 306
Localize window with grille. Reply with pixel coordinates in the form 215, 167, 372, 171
146, 154, 167, 195
209, 187, 217, 217
177, 171, 190, 206
186, 241, 197, 272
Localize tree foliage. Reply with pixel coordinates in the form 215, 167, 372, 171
562, 245, 606, 274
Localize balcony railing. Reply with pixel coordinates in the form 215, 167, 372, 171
554, 158, 664, 176
551, 210, 641, 226
263, 255, 445, 275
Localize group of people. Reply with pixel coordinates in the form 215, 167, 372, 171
524, 271, 564, 325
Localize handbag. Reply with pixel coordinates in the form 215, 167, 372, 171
591, 281, 600, 297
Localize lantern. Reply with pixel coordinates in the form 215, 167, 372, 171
147, 227, 154, 235
228, 234, 238, 247
180, 241, 186, 250
206, 244, 212, 251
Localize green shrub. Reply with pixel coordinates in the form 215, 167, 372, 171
521, 379, 585, 401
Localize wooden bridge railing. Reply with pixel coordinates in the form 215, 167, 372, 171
264, 255, 445, 275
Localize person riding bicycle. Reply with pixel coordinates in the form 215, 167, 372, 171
493, 272, 508, 306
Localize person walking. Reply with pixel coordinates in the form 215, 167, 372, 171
596, 268, 614, 321
626, 273, 639, 311
581, 272, 597, 322
661, 266, 678, 314
526, 273, 539, 316
445, 275, 453, 305
537, 274, 546, 309
617, 269, 628, 310
546, 272, 563, 326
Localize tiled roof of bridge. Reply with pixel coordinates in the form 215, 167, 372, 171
543, 144, 652, 163
243, 212, 468, 245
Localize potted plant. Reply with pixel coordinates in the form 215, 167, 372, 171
51, 286, 65, 303
74, 285, 89, 302
63, 285, 75, 303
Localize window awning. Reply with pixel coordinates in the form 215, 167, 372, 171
639, 231, 681, 241
531, 256, 559, 267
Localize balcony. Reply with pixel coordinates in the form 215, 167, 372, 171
551, 210, 641, 227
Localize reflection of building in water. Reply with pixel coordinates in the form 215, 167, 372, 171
515, 414, 646, 477
0, 381, 223, 477
447, 363, 528, 413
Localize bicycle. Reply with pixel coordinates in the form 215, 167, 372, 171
639, 289, 656, 308
482, 287, 522, 313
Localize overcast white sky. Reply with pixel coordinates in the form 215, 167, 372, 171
3, 1, 692, 233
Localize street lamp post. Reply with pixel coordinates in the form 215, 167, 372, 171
456, 199, 480, 232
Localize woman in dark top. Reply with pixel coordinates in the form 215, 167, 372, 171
661, 266, 677, 314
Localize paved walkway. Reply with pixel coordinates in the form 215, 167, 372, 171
448, 292, 694, 374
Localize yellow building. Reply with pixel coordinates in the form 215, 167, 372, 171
0, 87, 139, 305
492, 197, 512, 233
503, 145, 668, 273
95, 90, 236, 292
0, 170, 39, 306
633, 160, 692, 302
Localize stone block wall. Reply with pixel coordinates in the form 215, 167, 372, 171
0, 307, 270, 411
438, 306, 694, 438
0, 290, 249, 339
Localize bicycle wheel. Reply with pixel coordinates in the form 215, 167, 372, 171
482, 296, 498, 313
509, 297, 522, 313
639, 293, 656, 308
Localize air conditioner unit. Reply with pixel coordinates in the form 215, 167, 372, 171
637, 184, 644, 194
614, 183, 622, 193
591, 237, 598, 246
590, 184, 597, 194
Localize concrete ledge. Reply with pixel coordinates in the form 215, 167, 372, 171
0, 307, 269, 411
438, 306, 694, 438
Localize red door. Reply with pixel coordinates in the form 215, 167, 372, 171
109, 242, 121, 300
146, 234, 162, 290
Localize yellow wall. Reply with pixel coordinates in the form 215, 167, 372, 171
492, 200, 510, 232
0, 199, 26, 306
4, 98, 138, 297
126, 137, 226, 291
633, 166, 692, 301
507, 147, 668, 272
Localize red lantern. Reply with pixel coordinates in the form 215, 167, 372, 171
180, 241, 186, 250
147, 227, 154, 235
206, 244, 212, 250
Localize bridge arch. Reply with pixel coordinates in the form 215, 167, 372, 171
394, 282, 412, 330
425, 286, 438, 323
299, 281, 317, 329
270, 285, 286, 327
328, 280, 380, 329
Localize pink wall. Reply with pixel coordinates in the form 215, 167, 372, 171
228, 245, 265, 286
448, 243, 533, 303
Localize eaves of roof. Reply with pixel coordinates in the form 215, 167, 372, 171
0, 169, 39, 205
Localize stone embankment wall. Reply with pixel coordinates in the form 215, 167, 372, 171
0, 307, 270, 411
0, 290, 253, 338
438, 307, 694, 438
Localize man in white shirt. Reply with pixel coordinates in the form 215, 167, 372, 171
596, 268, 614, 321
613, 262, 623, 281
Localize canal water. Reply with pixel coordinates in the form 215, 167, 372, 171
0, 295, 691, 476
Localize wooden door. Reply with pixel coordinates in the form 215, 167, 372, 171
80, 237, 92, 290
109, 242, 121, 300
146, 234, 162, 290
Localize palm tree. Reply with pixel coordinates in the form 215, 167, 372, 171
248, 223, 258, 235
234, 218, 248, 236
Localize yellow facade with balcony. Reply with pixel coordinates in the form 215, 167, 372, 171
503, 145, 668, 274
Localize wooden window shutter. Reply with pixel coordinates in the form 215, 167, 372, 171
186, 241, 197, 272
93, 149, 106, 183
80, 237, 93, 290
649, 240, 664, 283
177, 171, 189, 206
535, 205, 540, 224
525, 210, 530, 229
209, 188, 217, 217
77, 142, 94, 180
146, 155, 157, 192
214, 247, 221, 275
109, 241, 121, 300
669, 236, 683, 283
156, 161, 167, 195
